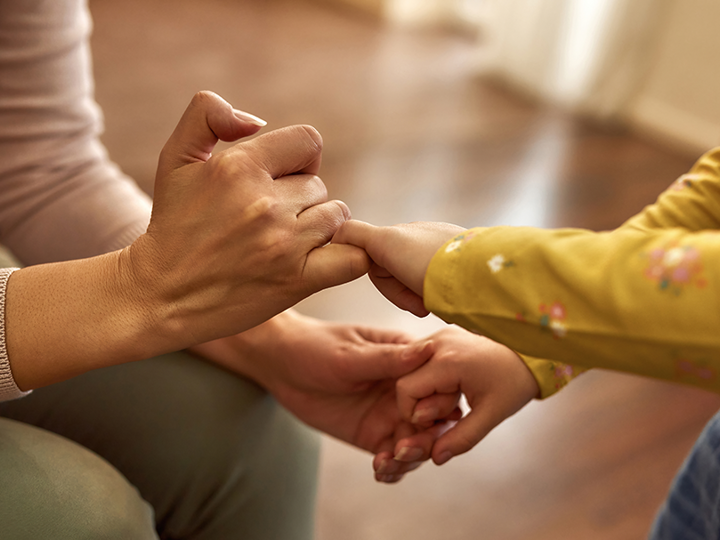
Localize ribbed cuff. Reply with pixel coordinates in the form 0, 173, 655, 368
0, 268, 31, 401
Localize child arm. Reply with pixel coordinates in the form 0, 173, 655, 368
336, 148, 720, 398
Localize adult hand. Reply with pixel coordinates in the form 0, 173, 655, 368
189, 310, 455, 483
4, 93, 370, 391
123, 92, 370, 348
332, 220, 465, 316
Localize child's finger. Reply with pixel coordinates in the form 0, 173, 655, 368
430, 407, 499, 466
396, 364, 458, 421
391, 419, 458, 464
374, 421, 430, 473
331, 219, 376, 248
368, 265, 429, 317
409, 392, 462, 426
373, 448, 423, 483
373, 418, 457, 479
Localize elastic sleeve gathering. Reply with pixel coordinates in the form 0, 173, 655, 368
0, 268, 30, 401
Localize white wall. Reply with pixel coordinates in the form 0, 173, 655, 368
628, 0, 720, 153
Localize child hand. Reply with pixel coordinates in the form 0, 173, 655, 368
332, 220, 465, 317
390, 327, 540, 468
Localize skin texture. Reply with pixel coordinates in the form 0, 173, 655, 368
332, 220, 465, 316
332, 221, 540, 480
7, 92, 369, 390
374, 327, 539, 479
190, 310, 455, 482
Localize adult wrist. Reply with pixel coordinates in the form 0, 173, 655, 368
187, 311, 295, 391
114, 235, 193, 354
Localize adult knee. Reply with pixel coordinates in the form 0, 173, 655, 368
0, 418, 156, 540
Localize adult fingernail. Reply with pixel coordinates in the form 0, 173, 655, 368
376, 459, 390, 474
411, 407, 438, 424
233, 109, 267, 127
436, 451, 453, 465
376, 474, 403, 484
394, 447, 423, 462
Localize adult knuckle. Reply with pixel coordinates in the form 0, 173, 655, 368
210, 149, 262, 181
396, 377, 413, 396
309, 174, 328, 194
190, 90, 218, 108
297, 124, 323, 153
206, 150, 231, 172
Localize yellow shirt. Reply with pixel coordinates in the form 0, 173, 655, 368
424, 147, 720, 398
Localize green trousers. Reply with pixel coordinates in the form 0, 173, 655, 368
0, 351, 320, 539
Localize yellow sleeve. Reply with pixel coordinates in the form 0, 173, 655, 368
621, 147, 720, 233
424, 148, 720, 398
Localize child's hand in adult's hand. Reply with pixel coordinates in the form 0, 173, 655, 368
385, 327, 539, 472
332, 220, 465, 317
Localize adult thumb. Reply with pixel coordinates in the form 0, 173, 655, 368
157, 91, 266, 178
304, 242, 371, 293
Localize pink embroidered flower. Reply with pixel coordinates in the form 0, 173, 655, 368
549, 302, 566, 319
675, 358, 716, 382
539, 302, 567, 339
554, 364, 574, 378
643, 243, 704, 294
548, 362, 582, 390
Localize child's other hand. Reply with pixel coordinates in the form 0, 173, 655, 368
391, 327, 539, 468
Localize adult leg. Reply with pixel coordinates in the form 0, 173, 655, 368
649, 408, 720, 539
0, 352, 320, 540
0, 417, 158, 539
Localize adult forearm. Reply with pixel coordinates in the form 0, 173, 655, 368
3, 92, 369, 393
5, 250, 177, 390
188, 312, 293, 391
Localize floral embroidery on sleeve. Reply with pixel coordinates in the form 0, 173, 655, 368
670, 173, 700, 191
516, 301, 568, 339
487, 254, 515, 273
445, 231, 477, 253
547, 361, 585, 391
643, 242, 706, 294
674, 357, 716, 382
540, 302, 567, 338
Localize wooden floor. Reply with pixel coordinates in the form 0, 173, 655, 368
89, 0, 720, 538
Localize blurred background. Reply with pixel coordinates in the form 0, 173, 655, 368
89, 0, 720, 538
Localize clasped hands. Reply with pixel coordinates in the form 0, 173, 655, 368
143, 92, 538, 484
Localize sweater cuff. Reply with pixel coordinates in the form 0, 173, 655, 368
519, 354, 587, 399
0, 268, 31, 401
